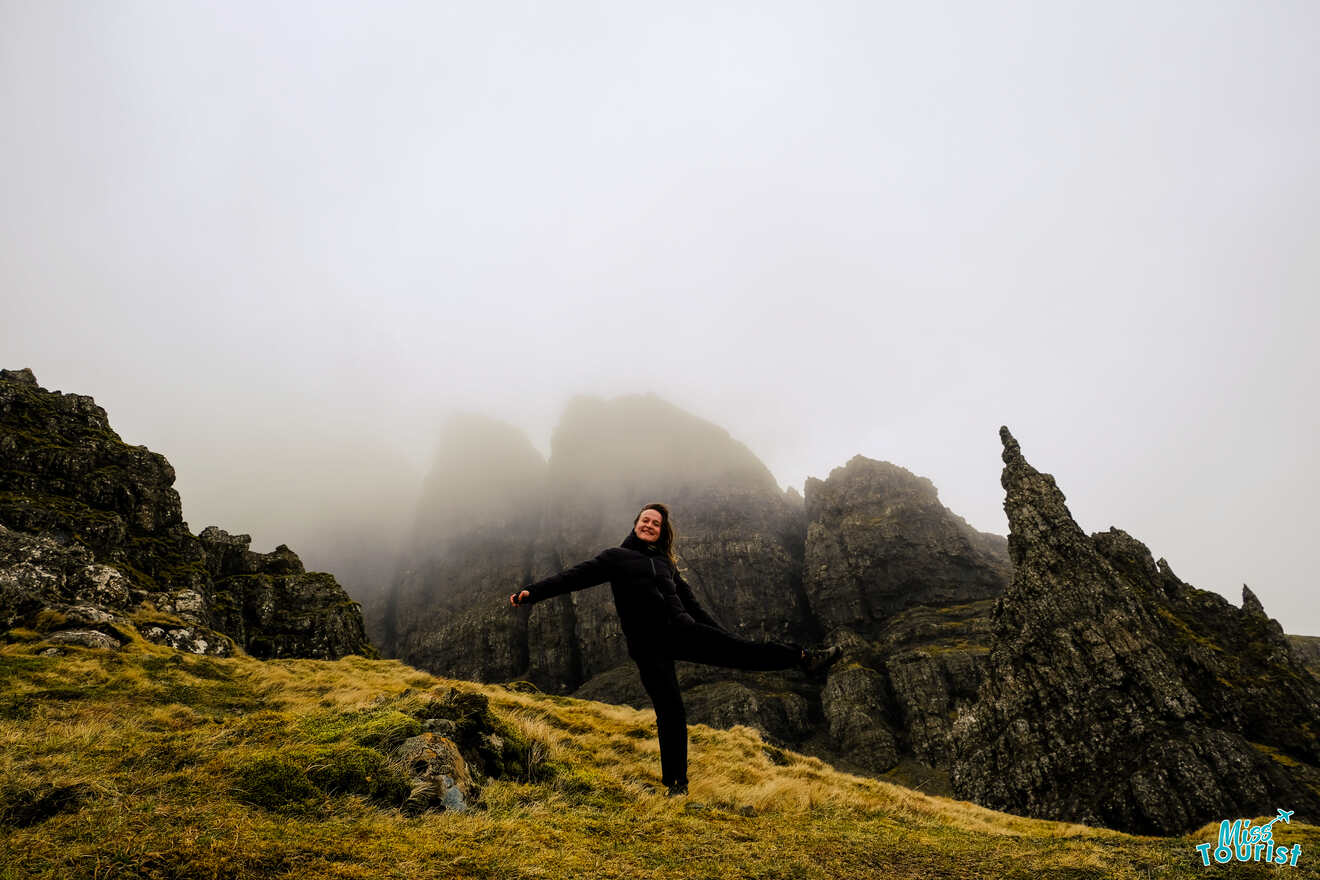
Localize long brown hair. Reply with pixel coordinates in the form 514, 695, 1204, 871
634, 502, 678, 568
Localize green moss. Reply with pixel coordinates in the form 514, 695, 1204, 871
0, 653, 56, 688
130, 606, 190, 631
354, 712, 423, 751
230, 753, 322, 813
0, 489, 123, 536
300, 708, 422, 752
551, 766, 626, 809
1154, 606, 1221, 654
302, 745, 410, 806
181, 656, 231, 681
115, 559, 158, 591
230, 744, 410, 814
1250, 742, 1303, 769
127, 652, 264, 715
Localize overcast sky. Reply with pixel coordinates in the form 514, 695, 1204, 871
3, 2, 1317, 634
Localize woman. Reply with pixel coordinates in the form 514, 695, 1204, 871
509, 502, 840, 797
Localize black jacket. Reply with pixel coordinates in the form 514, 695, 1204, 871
522, 533, 722, 652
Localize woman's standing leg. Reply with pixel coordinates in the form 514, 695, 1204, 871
634, 654, 688, 793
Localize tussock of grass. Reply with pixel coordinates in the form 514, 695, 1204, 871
2, 637, 1317, 879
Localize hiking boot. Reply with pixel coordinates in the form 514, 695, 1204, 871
666, 782, 688, 798
801, 645, 842, 675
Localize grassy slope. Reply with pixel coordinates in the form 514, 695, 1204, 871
2, 632, 1317, 880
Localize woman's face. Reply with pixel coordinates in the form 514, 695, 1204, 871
634, 508, 663, 543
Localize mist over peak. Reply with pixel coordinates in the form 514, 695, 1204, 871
549, 393, 781, 500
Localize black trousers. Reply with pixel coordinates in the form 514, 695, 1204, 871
632, 623, 801, 789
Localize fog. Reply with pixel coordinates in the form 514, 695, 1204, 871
3, 2, 1317, 634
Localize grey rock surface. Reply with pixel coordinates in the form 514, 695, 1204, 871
950, 427, 1320, 835
396, 732, 475, 815
42, 628, 121, 651
803, 455, 1008, 638
139, 624, 233, 656
820, 663, 899, 772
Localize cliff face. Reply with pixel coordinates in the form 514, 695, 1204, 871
801, 456, 1008, 780
950, 427, 1320, 835
383, 413, 546, 681
803, 455, 1008, 637
0, 368, 372, 659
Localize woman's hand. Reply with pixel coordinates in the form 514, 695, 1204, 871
510, 590, 530, 607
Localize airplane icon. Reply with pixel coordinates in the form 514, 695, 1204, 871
1263, 809, 1294, 829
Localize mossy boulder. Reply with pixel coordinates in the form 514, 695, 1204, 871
416, 688, 551, 784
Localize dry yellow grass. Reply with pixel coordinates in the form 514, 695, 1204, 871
2, 631, 1317, 879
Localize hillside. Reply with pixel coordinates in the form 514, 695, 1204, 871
4, 631, 1316, 879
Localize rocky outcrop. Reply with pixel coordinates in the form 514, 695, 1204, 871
794, 456, 1007, 781
0, 369, 372, 659
803, 456, 1008, 639
820, 663, 899, 772
397, 687, 548, 814
201, 527, 371, 659
871, 600, 992, 768
951, 427, 1320, 835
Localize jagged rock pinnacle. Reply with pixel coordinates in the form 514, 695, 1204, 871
998, 425, 1019, 460
997, 426, 1082, 558
953, 428, 1320, 835
1242, 584, 1266, 617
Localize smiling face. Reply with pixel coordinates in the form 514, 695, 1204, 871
633, 507, 664, 543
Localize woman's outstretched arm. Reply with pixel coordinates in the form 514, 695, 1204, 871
511, 548, 623, 607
